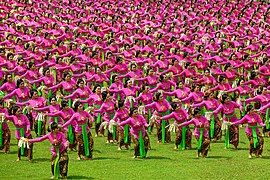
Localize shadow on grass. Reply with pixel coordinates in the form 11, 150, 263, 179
147, 156, 171, 160
33, 157, 51, 162
261, 156, 270, 159
235, 147, 249, 150
93, 150, 102, 153
93, 157, 120, 161
68, 175, 93, 179
190, 156, 232, 160
206, 156, 232, 159
3, 151, 18, 155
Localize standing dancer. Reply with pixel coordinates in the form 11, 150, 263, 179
16, 89, 46, 136
145, 92, 171, 143
95, 91, 118, 143
178, 108, 210, 158
193, 92, 221, 141
161, 102, 192, 150
231, 104, 265, 158
63, 101, 94, 160
46, 100, 77, 151
213, 94, 242, 149
112, 100, 130, 150
0, 99, 11, 153
81, 84, 102, 137
119, 107, 149, 159
27, 122, 69, 179
3, 105, 33, 161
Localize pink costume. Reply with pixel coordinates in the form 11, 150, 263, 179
193, 99, 219, 111
136, 91, 153, 105
63, 111, 94, 133
31, 75, 55, 87
119, 115, 148, 139
65, 86, 92, 100
150, 80, 176, 93
95, 99, 115, 121
145, 99, 171, 123
35, 104, 61, 124
136, 75, 159, 87
161, 108, 188, 126
17, 97, 46, 120
0, 82, 16, 93
181, 91, 204, 104
4, 87, 30, 102
29, 131, 68, 156
179, 116, 209, 139
5, 114, 31, 139
113, 107, 129, 124
232, 112, 264, 136
246, 94, 270, 110
213, 101, 241, 122
49, 80, 76, 94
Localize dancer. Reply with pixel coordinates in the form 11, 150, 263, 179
27, 122, 69, 179
63, 101, 94, 160
213, 94, 242, 149
0, 99, 11, 153
178, 108, 210, 158
161, 102, 192, 150
119, 107, 149, 158
3, 105, 33, 161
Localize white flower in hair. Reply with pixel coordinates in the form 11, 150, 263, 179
72, 99, 80, 108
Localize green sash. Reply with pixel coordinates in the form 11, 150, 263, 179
48, 90, 53, 105
117, 94, 121, 101
250, 126, 259, 148
201, 106, 206, 116
54, 146, 60, 179
37, 120, 42, 137
124, 125, 129, 144
94, 105, 101, 123
147, 109, 152, 133
18, 128, 25, 155
81, 124, 90, 157
54, 117, 58, 123
33, 83, 37, 90
210, 116, 215, 139
197, 128, 204, 150
161, 111, 170, 143
180, 126, 187, 150
68, 98, 72, 108
68, 125, 74, 144
224, 114, 234, 148
139, 131, 146, 158
0, 90, 5, 98
161, 120, 166, 143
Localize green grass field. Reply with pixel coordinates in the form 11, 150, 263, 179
1, 123, 269, 180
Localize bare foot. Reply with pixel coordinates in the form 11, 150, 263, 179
249, 155, 252, 159
77, 156, 81, 160
118, 147, 122, 151
16, 158, 21, 162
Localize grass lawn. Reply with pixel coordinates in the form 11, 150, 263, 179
0, 123, 269, 180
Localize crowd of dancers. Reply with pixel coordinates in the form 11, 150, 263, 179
0, 0, 270, 179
